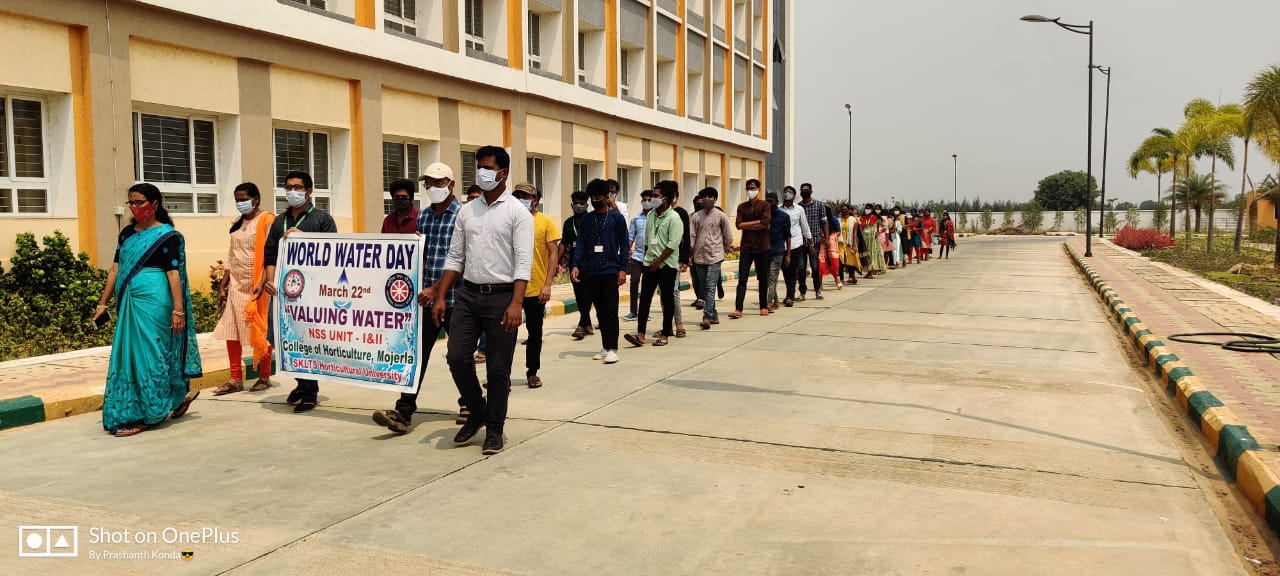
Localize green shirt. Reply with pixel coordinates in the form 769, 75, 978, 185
643, 207, 684, 269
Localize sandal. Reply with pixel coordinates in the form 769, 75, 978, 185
675, 328, 687, 338
113, 424, 148, 437
653, 337, 669, 346
728, 311, 743, 320
624, 333, 645, 347
212, 380, 244, 396
171, 390, 199, 418
572, 326, 587, 340
250, 378, 271, 392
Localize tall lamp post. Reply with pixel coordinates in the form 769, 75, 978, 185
1022, 14, 1094, 256
952, 154, 958, 208
1094, 65, 1111, 236
845, 103, 853, 206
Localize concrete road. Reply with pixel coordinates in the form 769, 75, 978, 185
0, 237, 1253, 575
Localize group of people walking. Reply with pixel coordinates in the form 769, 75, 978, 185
92, 150, 955, 456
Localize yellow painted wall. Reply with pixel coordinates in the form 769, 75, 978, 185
705, 152, 722, 176
0, 219, 78, 268
129, 39, 239, 114
1258, 199, 1277, 229
0, 14, 71, 93
381, 87, 440, 140
458, 102, 504, 146
525, 114, 562, 156
572, 125, 605, 161
269, 66, 350, 127
683, 147, 701, 172
729, 156, 744, 179
617, 135, 642, 166
650, 141, 674, 171
746, 159, 760, 180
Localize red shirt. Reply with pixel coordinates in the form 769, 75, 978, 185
381, 208, 420, 234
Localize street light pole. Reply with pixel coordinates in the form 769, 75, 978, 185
845, 103, 852, 206
1095, 66, 1111, 237
952, 154, 958, 208
1022, 15, 1095, 256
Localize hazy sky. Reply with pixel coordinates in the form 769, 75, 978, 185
793, 0, 1280, 207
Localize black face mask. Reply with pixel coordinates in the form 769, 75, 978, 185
393, 197, 413, 212
591, 199, 607, 211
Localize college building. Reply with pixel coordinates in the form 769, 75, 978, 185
0, 0, 793, 284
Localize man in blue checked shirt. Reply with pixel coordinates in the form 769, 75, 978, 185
371, 161, 465, 435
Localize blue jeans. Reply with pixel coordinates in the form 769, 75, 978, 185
696, 261, 723, 320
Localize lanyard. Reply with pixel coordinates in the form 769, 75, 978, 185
287, 206, 314, 230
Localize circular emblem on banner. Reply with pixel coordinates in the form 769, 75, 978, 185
282, 270, 306, 300
385, 273, 414, 309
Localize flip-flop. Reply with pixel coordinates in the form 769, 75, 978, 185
728, 311, 743, 320
171, 390, 199, 418
653, 338, 668, 346
212, 381, 243, 396
113, 424, 148, 437
675, 328, 687, 338
250, 378, 271, 392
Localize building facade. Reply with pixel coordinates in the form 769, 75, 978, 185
0, 0, 791, 284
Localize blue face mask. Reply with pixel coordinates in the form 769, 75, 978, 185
518, 198, 532, 211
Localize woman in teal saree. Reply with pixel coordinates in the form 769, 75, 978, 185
94, 183, 202, 437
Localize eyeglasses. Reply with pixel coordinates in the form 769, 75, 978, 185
126, 200, 149, 207
283, 184, 308, 192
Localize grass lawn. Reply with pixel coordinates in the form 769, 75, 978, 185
1142, 236, 1280, 305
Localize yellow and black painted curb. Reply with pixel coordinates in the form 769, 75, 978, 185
1064, 243, 1280, 534
0, 271, 742, 432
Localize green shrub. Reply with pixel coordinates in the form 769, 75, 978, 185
1053, 210, 1064, 230
0, 232, 111, 360
980, 209, 993, 231
1249, 226, 1276, 244
1153, 201, 1168, 231
1022, 200, 1044, 232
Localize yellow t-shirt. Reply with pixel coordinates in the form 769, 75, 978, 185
526, 211, 563, 297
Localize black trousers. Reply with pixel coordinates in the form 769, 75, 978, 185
446, 285, 517, 432
585, 274, 621, 350
628, 259, 644, 315
734, 250, 771, 312
637, 265, 677, 337
571, 277, 592, 328
783, 246, 805, 300
522, 296, 545, 376
798, 246, 822, 295
394, 308, 455, 419
268, 304, 318, 402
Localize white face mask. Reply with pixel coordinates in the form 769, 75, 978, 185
644, 198, 663, 211
426, 186, 452, 204
286, 189, 308, 208
783, 193, 795, 201
475, 168, 501, 192
236, 200, 256, 215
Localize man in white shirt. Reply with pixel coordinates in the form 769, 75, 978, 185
777, 185, 811, 306
607, 178, 630, 222
431, 145, 534, 455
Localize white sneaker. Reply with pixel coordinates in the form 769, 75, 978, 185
592, 349, 606, 361
603, 350, 619, 364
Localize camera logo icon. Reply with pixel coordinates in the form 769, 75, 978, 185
18, 526, 78, 558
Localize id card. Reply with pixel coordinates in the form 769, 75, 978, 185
594, 245, 604, 253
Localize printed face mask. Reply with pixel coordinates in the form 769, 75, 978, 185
130, 202, 156, 222
475, 168, 501, 192
286, 189, 308, 207
426, 186, 452, 204
236, 200, 256, 215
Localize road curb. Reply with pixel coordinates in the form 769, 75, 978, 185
0, 271, 742, 432
1063, 242, 1280, 535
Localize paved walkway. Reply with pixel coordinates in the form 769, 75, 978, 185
1075, 238, 1280, 446
0, 237, 1255, 575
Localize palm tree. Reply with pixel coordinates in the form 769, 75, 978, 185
1127, 128, 1176, 221
1174, 100, 1235, 248
1173, 173, 1227, 235
1243, 65, 1280, 270
1182, 100, 1239, 252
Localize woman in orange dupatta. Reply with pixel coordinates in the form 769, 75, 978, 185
212, 183, 276, 395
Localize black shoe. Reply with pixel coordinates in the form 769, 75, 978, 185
372, 410, 410, 434
454, 419, 483, 445
292, 400, 317, 413
286, 386, 303, 405
482, 431, 505, 455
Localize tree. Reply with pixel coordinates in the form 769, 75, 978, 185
1138, 200, 1158, 210
1022, 200, 1044, 232
1181, 99, 1239, 252
1053, 210, 1065, 230
1172, 173, 1227, 234
1033, 170, 1098, 211
1074, 207, 1086, 232
1125, 206, 1140, 229
1153, 199, 1169, 231
980, 209, 993, 231
1128, 127, 1177, 224
1243, 64, 1280, 270
1104, 211, 1119, 235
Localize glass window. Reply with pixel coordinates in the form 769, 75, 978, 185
273, 127, 331, 212
527, 156, 544, 193
0, 97, 49, 214
384, 0, 418, 35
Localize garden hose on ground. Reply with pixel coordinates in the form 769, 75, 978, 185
1167, 332, 1280, 354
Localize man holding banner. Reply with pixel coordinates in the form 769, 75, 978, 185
432, 146, 533, 455
257, 171, 337, 413
371, 162, 462, 434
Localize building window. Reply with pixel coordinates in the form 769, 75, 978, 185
527, 11, 541, 69
577, 31, 586, 83
526, 156, 544, 193
461, 149, 477, 191
0, 96, 48, 214
650, 170, 662, 188
132, 111, 218, 214
274, 127, 330, 212
383, 140, 421, 213
286, 0, 328, 10
465, 0, 485, 51
573, 162, 588, 193
385, 0, 417, 35
620, 50, 632, 97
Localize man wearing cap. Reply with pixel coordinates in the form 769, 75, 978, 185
371, 162, 465, 434
511, 182, 560, 389
432, 146, 534, 455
